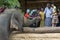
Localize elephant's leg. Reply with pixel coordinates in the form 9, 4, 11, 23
0, 27, 10, 40
0, 14, 12, 40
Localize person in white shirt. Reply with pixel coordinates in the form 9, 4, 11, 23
44, 3, 53, 26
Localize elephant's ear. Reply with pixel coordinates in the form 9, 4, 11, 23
10, 10, 23, 32
10, 13, 19, 31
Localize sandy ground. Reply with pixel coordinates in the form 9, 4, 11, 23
9, 31, 60, 40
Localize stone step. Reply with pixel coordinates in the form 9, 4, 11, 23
9, 32, 60, 40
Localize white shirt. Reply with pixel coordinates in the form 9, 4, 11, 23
44, 7, 53, 18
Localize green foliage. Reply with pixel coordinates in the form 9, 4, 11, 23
0, 0, 4, 6
6, 0, 20, 8
0, 0, 20, 8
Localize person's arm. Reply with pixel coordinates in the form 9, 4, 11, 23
28, 16, 33, 19
36, 13, 42, 20
37, 13, 41, 19
50, 8, 53, 15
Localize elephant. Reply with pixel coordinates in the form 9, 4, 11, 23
0, 8, 23, 40
24, 16, 40, 27
0, 8, 40, 40
24, 11, 41, 27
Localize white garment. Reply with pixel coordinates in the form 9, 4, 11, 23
53, 6, 56, 13
44, 7, 53, 18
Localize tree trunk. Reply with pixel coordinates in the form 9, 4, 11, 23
23, 27, 60, 33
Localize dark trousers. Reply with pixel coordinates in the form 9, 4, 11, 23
57, 16, 60, 26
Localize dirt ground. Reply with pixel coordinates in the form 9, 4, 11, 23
9, 31, 60, 40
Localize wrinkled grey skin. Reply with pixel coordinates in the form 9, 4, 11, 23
24, 17, 40, 27
0, 9, 23, 40
0, 8, 40, 40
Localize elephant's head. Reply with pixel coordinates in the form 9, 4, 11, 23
10, 9, 24, 33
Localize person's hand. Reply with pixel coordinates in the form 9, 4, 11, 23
36, 16, 40, 20
50, 13, 53, 15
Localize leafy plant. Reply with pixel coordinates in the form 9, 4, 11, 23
0, 0, 20, 8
